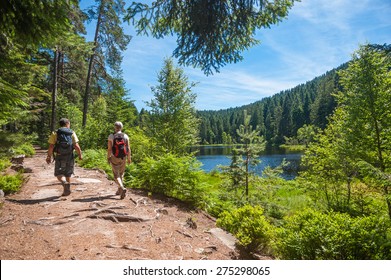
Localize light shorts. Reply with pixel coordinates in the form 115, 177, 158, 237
110, 156, 126, 179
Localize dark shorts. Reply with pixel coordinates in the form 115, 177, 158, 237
54, 154, 74, 177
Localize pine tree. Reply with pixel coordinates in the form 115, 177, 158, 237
146, 58, 199, 156
225, 110, 266, 200
83, 0, 131, 126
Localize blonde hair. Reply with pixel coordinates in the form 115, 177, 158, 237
114, 121, 123, 132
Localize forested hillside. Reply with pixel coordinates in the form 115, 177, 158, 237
198, 64, 346, 146
1, 1, 391, 261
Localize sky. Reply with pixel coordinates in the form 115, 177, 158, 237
81, 0, 391, 111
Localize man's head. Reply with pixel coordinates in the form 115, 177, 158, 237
114, 121, 123, 132
59, 118, 70, 127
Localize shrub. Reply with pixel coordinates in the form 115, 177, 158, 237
217, 205, 273, 252
11, 142, 35, 157
274, 209, 391, 259
130, 153, 204, 205
0, 173, 24, 194
0, 131, 36, 157
0, 158, 11, 172
78, 149, 113, 179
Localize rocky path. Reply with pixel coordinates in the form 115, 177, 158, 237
0, 148, 237, 260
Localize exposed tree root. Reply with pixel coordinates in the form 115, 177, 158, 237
176, 229, 193, 238
87, 212, 158, 223
105, 244, 147, 252
0, 216, 14, 226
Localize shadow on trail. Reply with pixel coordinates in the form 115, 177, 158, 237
71, 194, 118, 203
6, 196, 62, 205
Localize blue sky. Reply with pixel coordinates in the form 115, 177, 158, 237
81, 0, 391, 111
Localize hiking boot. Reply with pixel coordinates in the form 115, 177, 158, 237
120, 188, 127, 200
62, 183, 71, 196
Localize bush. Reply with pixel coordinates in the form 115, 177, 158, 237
0, 173, 24, 194
274, 209, 391, 259
11, 142, 35, 157
130, 153, 205, 205
0, 158, 11, 172
0, 131, 36, 157
217, 205, 274, 252
78, 149, 113, 179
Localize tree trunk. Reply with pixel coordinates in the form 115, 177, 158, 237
50, 47, 58, 132
83, 1, 103, 127
384, 186, 391, 220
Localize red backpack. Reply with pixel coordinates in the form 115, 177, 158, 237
112, 133, 129, 159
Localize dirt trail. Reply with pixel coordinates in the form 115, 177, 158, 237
0, 148, 237, 260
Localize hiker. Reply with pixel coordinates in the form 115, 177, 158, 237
107, 121, 131, 199
46, 118, 82, 196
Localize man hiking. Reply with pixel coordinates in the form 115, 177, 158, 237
46, 118, 82, 196
107, 121, 131, 199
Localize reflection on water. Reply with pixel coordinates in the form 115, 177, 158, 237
192, 145, 303, 180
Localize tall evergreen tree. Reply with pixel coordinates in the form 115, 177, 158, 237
146, 58, 199, 155
83, 0, 131, 126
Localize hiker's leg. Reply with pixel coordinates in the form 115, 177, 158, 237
55, 155, 73, 196
63, 155, 75, 195
118, 159, 127, 199
111, 157, 126, 198
56, 176, 66, 184
111, 157, 124, 187
118, 159, 126, 188
54, 158, 68, 196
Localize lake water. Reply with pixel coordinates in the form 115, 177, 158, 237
193, 146, 302, 180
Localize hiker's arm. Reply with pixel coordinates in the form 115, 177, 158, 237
107, 140, 112, 163
46, 144, 55, 164
74, 143, 82, 160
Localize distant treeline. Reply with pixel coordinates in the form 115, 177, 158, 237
197, 63, 348, 146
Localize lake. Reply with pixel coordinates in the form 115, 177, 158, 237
192, 145, 303, 180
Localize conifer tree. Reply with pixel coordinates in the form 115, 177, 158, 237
225, 110, 266, 200
146, 58, 199, 156
83, 0, 131, 126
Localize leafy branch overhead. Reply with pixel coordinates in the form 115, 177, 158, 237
125, 0, 297, 75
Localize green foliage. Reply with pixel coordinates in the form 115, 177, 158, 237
0, 158, 11, 172
11, 143, 35, 157
130, 154, 204, 205
0, 78, 28, 126
254, 177, 314, 222
197, 172, 237, 217
78, 149, 113, 180
0, 0, 76, 49
301, 44, 391, 218
0, 173, 24, 194
217, 205, 273, 252
274, 209, 391, 259
126, 127, 154, 164
0, 131, 36, 157
82, 0, 131, 126
222, 110, 266, 199
146, 58, 199, 156
79, 97, 112, 150
126, 0, 296, 75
